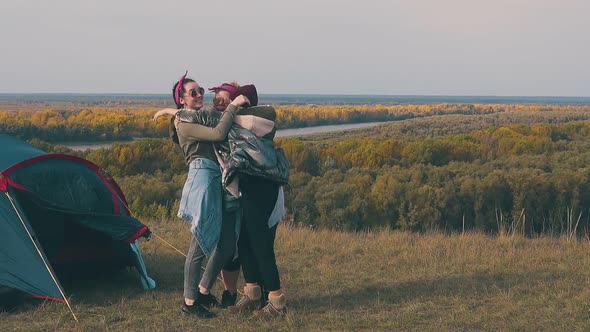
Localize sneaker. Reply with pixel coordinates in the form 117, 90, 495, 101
253, 301, 287, 318
197, 292, 220, 308
181, 302, 216, 318
227, 285, 262, 313
220, 290, 237, 309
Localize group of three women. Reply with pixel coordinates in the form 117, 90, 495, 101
153, 72, 287, 319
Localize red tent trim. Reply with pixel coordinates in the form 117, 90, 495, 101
7, 177, 32, 192
1, 154, 124, 214
0, 174, 6, 192
106, 176, 130, 214
127, 226, 150, 243
26, 294, 66, 303
0, 174, 31, 193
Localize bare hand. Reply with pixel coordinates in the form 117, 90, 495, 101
153, 108, 177, 122
231, 95, 250, 107
174, 117, 181, 129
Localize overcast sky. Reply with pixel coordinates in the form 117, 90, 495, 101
1, 0, 588, 95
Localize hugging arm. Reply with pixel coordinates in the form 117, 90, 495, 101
152, 108, 178, 122
177, 95, 250, 142
177, 105, 239, 142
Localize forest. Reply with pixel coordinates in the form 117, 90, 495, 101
6, 103, 590, 236
6, 103, 590, 142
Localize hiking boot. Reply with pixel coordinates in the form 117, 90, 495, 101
181, 302, 216, 318
253, 293, 287, 318
197, 292, 220, 308
220, 290, 237, 309
227, 285, 261, 313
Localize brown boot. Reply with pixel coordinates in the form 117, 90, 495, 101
253, 293, 287, 318
227, 285, 261, 313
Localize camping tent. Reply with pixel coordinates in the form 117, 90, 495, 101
0, 135, 155, 308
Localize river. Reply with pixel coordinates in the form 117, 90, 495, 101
61, 121, 389, 151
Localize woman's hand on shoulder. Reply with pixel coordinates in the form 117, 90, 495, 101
230, 95, 250, 108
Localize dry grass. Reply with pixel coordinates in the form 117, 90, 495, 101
3, 221, 590, 331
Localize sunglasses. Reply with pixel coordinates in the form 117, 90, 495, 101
187, 87, 205, 97
213, 95, 230, 104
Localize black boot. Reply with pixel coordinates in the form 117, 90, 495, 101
221, 290, 237, 309
181, 301, 215, 318
197, 292, 220, 308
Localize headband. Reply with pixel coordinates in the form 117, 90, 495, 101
208, 83, 239, 100
174, 70, 188, 107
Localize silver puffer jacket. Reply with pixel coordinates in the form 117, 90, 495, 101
175, 106, 290, 187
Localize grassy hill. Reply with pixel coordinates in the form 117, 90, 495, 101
3, 221, 590, 331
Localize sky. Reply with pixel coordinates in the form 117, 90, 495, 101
1, 0, 589, 96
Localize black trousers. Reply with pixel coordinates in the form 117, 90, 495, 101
238, 175, 281, 291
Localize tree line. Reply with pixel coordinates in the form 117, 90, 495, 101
279, 121, 590, 233
8, 103, 590, 142
28, 112, 590, 236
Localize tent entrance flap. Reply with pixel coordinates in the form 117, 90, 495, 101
12, 190, 147, 270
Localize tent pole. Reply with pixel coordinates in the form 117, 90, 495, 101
5, 192, 79, 323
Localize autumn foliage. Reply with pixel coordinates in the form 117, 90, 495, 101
7, 103, 588, 142
11, 104, 590, 236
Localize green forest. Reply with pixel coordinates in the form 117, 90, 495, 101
7, 103, 590, 236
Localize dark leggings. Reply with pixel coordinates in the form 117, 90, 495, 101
223, 257, 241, 272
222, 225, 277, 301
238, 175, 280, 291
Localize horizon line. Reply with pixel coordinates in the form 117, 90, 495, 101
1, 93, 590, 98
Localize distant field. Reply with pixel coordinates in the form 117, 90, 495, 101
2, 221, 590, 331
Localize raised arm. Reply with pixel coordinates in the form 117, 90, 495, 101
177, 95, 250, 142
152, 108, 178, 122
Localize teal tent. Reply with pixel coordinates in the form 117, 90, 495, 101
0, 135, 155, 307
